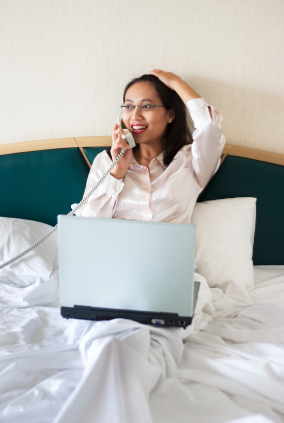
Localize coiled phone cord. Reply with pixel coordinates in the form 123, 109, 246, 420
0, 149, 127, 270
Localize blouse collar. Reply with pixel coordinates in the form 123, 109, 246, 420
130, 150, 166, 169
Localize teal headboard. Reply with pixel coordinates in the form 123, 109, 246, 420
1, 142, 283, 265
198, 155, 284, 265
0, 148, 90, 226
83, 147, 106, 164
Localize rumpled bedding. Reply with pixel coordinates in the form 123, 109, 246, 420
0, 267, 284, 423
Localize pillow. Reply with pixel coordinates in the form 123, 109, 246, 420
0, 217, 58, 285
191, 197, 256, 291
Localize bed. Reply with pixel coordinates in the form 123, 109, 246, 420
0, 137, 284, 423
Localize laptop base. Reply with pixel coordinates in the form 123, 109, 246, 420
61, 305, 192, 328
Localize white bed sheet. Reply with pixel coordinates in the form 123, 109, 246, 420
0, 267, 284, 423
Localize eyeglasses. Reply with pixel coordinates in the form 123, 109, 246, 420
120, 104, 165, 112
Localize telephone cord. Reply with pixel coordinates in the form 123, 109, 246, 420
0, 149, 127, 270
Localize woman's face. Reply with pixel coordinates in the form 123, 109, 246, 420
122, 82, 174, 147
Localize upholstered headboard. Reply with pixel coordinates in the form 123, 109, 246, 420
198, 149, 284, 265
0, 137, 108, 226
1, 139, 284, 265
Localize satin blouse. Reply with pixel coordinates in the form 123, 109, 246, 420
73, 98, 225, 224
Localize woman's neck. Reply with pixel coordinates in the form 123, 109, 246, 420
133, 143, 163, 168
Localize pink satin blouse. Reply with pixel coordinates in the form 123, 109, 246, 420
73, 98, 225, 224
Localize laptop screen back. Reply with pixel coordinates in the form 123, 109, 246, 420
58, 216, 196, 317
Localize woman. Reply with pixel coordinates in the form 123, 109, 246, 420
74, 69, 225, 223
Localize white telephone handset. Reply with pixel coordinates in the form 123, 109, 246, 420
116, 111, 136, 148
0, 114, 136, 269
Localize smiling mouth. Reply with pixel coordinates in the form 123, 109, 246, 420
131, 125, 148, 134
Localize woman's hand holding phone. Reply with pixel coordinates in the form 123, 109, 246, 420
110, 123, 133, 180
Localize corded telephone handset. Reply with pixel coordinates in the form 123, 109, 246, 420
116, 111, 136, 149
0, 114, 136, 269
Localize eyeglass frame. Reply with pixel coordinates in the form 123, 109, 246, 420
120, 104, 165, 112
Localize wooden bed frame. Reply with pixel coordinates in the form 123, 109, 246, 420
1, 137, 284, 167
1, 138, 284, 265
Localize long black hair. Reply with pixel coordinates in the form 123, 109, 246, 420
123, 74, 193, 166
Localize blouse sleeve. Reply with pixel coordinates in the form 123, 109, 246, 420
72, 150, 124, 218
187, 97, 226, 188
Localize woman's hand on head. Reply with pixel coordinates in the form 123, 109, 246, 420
148, 69, 201, 104
110, 123, 133, 180
148, 69, 183, 91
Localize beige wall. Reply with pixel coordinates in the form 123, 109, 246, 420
1, 0, 284, 153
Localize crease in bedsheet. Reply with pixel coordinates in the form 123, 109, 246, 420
0, 269, 59, 308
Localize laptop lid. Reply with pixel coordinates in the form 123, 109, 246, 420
58, 216, 196, 326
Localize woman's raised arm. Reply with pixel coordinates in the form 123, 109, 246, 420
149, 69, 225, 188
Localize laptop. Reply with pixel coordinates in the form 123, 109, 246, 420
58, 215, 199, 328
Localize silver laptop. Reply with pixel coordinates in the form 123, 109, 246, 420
58, 215, 199, 328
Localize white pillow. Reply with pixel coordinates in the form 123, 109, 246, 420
0, 217, 58, 284
191, 197, 256, 291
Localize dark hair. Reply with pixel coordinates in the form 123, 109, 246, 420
123, 74, 193, 166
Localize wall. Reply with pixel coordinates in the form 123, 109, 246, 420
1, 0, 284, 153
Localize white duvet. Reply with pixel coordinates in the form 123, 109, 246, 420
1, 266, 284, 423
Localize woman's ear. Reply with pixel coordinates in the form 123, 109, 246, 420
168, 110, 175, 123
